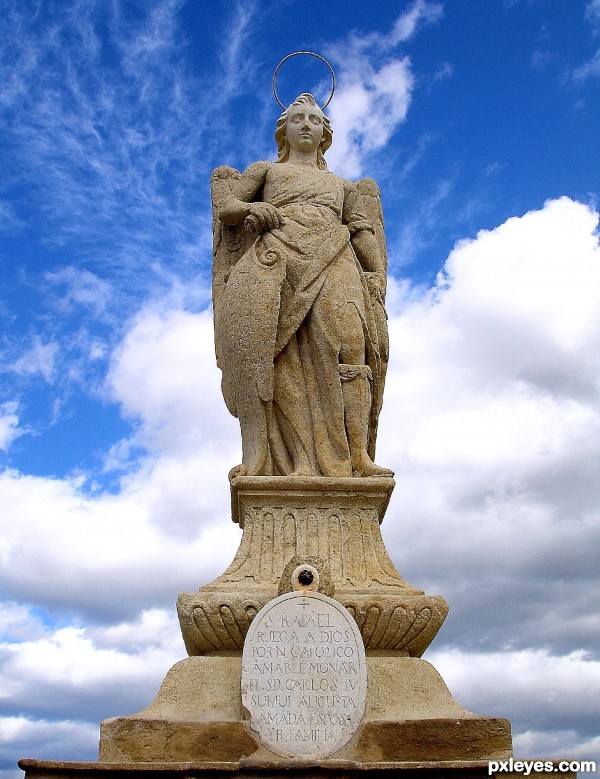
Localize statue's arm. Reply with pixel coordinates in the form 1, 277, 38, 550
351, 230, 386, 293
343, 181, 387, 296
218, 162, 284, 234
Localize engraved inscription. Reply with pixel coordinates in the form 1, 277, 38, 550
241, 591, 366, 758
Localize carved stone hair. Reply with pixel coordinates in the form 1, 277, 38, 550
274, 93, 333, 170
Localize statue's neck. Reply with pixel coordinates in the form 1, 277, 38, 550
287, 148, 319, 167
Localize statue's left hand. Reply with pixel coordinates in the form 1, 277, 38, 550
364, 272, 387, 305
244, 202, 285, 234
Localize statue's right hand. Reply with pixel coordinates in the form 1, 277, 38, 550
245, 203, 285, 234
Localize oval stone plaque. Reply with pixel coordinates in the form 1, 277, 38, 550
241, 590, 366, 758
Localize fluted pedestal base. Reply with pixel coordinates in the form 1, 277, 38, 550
177, 477, 448, 656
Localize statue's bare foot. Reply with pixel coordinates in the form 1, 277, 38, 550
352, 456, 394, 478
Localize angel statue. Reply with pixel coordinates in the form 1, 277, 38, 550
211, 90, 393, 479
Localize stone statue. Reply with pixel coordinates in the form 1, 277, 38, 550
211, 93, 393, 479
23, 57, 518, 775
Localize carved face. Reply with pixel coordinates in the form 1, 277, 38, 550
285, 103, 325, 154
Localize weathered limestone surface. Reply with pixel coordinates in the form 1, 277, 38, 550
241, 590, 368, 759
177, 476, 448, 657
105, 475, 502, 768
23, 86, 569, 779
212, 94, 393, 480
99, 654, 511, 764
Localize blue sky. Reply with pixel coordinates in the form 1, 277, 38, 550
1, 0, 600, 774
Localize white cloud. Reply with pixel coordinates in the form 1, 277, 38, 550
327, 60, 414, 178
8, 339, 58, 384
0, 0, 214, 281
325, 2, 444, 177
0, 306, 245, 623
0, 463, 241, 620
389, 0, 443, 44
0, 715, 98, 765
217, 0, 260, 106
0, 604, 47, 644
376, 197, 600, 655
0, 201, 26, 234
44, 267, 112, 317
391, 177, 454, 267
369, 198, 600, 759
0, 403, 22, 452
0, 610, 183, 771
569, 3, 600, 83
514, 730, 600, 764
384, 197, 600, 419
107, 306, 236, 456
0, 612, 183, 719
428, 647, 600, 761
2, 196, 600, 770
585, 0, 600, 30
572, 50, 600, 82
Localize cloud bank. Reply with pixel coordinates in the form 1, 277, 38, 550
2, 196, 599, 772
1, 1, 599, 775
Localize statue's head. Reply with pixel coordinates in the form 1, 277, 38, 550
275, 93, 333, 170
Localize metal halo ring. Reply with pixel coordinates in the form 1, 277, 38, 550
272, 51, 336, 110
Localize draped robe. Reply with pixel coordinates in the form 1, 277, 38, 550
215, 162, 383, 477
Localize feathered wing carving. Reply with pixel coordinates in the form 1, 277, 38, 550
356, 177, 389, 458
210, 165, 285, 475
210, 166, 251, 355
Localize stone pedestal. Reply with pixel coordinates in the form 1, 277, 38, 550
21, 476, 534, 777
177, 477, 448, 657
95, 476, 511, 770
97, 654, 511, 764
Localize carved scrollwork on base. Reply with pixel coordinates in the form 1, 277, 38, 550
340, 594, 448, 656
177, 589, 448, 656
177, 593, 261, 654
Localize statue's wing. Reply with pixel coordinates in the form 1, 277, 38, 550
211, 166, 285, 475
210, 166, 252, 347
356, 177, 389, 459
216, 238, 286, 475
